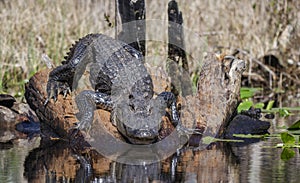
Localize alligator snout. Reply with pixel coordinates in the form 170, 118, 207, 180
135, 128, 159, 139
124, 125, 159, 144
113, 99, 165, 144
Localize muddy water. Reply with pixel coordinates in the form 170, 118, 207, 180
0, 139, 40, 183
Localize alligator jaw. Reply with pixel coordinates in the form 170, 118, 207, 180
113, 102, 162, 144
121, 123, 159, 145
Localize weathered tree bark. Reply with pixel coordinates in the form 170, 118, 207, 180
168, 0, 188, 71
197, 54, 245, 138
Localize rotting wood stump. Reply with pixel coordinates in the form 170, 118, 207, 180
24, 52, 245, 145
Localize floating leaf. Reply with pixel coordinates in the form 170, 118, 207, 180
287, 119, 300, 130
280, 132, 295, 145
281, 148, 295, 161
237, 101, 253, 113
289, 129, 300, 135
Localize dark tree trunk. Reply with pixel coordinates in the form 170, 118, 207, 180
116, 0, 146, 56
167, 0, 192, 97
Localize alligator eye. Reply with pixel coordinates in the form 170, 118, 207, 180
224, 55, 235, 61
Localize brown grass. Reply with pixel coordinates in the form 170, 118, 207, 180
0, 0, 114, 98
0, 0, 299, 99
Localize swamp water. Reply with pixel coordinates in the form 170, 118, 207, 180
1, 121, 299, 183
1, 103, 300, 183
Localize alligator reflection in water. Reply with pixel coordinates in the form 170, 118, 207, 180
23, 139, 240, 182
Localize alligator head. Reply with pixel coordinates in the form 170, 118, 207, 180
111, 98, 166, 145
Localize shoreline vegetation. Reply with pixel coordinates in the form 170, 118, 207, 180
0, 0, 299, 101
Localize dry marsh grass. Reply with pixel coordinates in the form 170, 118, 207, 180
0, 0, 299, 99
0, 0, 114, 97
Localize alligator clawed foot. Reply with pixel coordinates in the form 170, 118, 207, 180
45, 80, 71, 106
190, 130, 202, 135
62, 87, 71, 98
69, 121, 92, 133
43, 93, 57, 106
68, 123, 80, 131
43, 98, 50, 106
57, 82, 71, 99
69, 127, 81, 138
69, 123, 94, 142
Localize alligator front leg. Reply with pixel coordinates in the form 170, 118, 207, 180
45, 64, 74, 105
75, 90, 113, 130
156, 92, 180, 126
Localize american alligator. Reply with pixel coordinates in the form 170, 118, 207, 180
45, 33, 180, 144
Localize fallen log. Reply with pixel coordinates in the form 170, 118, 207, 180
24, 52, 245, 146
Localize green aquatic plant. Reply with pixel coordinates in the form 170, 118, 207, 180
237, 87, 300, 161
276, 132, 299, 161
237, 87, 264, 113
240, 87, 262, 99
287, 119, 300, 131
275, 120, 300, 161
280, 148, 296, 161
278, 108, 291, 117
237, 100, 265, 113
233, 134, 269, 139
237, 87, 297, 117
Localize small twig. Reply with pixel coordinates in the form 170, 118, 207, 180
198, 31, 223, 36
243, 72, 266, 83
236, 48, 277, 80
279, 72, 283, 92
281, 72, 300, 85
248, 57, 253, 84
42, 53, 55, 69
